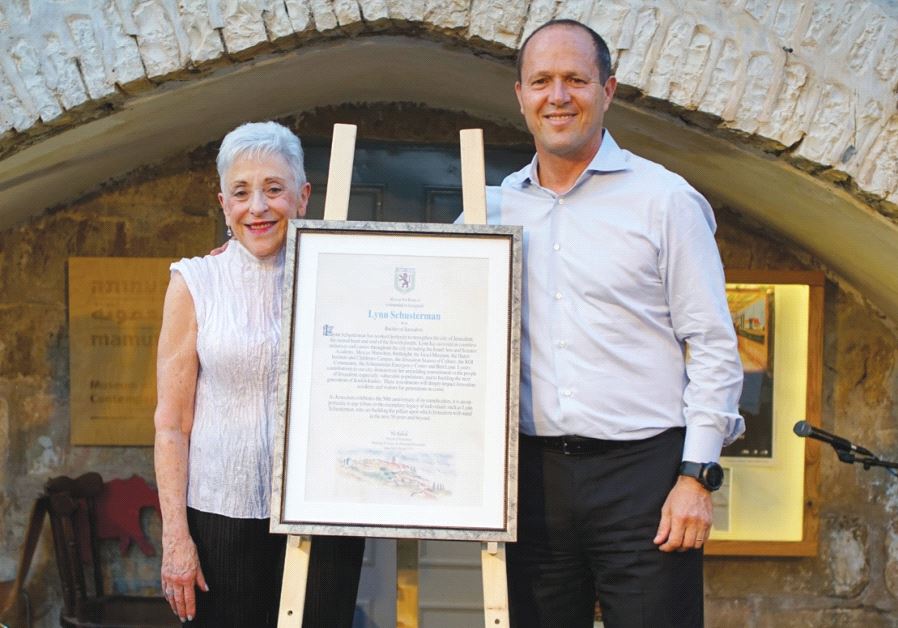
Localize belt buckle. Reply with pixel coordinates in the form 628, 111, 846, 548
561, 437, 572, 455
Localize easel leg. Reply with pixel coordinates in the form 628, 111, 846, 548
482, 541, 509, 627
397, 539, 419, 628
278, 535, 311, 628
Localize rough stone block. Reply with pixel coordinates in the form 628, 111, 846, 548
178, 0, 225, 63
743, 0, 774, 25
0, 68, 37, 131
646, 17, 694, 101
616, 6, 660, 88
759, 60, 810, 147
801, 1, 836, 49
757, 608, 894, 628
357, 0, 389, 22
520, 0, 558, 41
103, 0, 148, 86
66, 16, 116, 98
42, 35, 90, 110
846, 99, 886, 171
554, 0, 592, 22
9, 39, 63, 123
667, 24, 712, 108
332, 0, 362, 26
705, 554, 820, 596
284, 0, 313, 32
309, 0, 339, 30
771, 0, 805, 40
796, 81, 852, 165
0, 396, 8, 483
0, 306, 66, 380
585, 0, 630, 63
220, 1, 269, 53
0, 107, 12, 134
857, 116, 898, 199
386, 0, 425, 22
847, 9, 885, 73
131, 2, 184, 78
260, 0, 297, 39
830, 2, 864, 47
704, 598, 752, 626
424, 0, 467, 29
733, 53, 776, 133
886, 523, 898, 600
699, 39, 742, 120
825, 517, 868, 596
874, 32, 898, 82
468, 0, 527, 47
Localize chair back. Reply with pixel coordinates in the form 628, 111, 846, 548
44, 473, 106, 619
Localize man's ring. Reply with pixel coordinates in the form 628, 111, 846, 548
165, 589, 174, 598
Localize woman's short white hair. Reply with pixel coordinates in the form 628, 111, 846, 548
216, 121, 307, 192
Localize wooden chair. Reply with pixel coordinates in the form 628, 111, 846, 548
44, 473, 178, 628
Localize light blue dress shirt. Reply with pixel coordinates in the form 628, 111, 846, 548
487, 131, 744, 462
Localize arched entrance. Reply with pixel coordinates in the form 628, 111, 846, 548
4, 34, 897, 321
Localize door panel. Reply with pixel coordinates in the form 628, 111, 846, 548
304, 141, 530, 223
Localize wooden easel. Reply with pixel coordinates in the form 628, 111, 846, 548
276, 123, 356, 628
276, 125, 509, 628
460, 128, 510, 628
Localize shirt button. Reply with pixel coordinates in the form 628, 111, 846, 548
558, 341, 567, 348
553, 243, 561, 251
554, 292, 563, 300
562, 389, 572, 397
558, 198, 566, 205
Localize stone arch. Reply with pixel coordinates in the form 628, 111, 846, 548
1, 0, 898, 319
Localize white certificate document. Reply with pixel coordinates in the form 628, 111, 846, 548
274, 223, 520, 540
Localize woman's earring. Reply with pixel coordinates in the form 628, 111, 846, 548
226, 225, 232, 238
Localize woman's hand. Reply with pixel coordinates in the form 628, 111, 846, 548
161, 533, 208, 622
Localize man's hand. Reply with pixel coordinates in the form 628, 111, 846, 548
653, 475, 712, 552
210, 240, 229, 256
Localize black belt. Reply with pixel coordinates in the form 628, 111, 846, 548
521, 433, 617, 455
521, 428, 684, 455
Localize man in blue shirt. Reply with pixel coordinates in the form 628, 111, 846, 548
497, 19, 744, 627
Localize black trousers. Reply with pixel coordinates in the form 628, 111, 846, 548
507, 428, 703, 628
185, 509, 365, 628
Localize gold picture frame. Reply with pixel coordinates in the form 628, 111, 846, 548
707, 270, 824, 556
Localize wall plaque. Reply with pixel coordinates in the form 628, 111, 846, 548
68, 257, 172, 445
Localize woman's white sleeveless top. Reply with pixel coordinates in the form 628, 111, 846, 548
170, 239, 284, 519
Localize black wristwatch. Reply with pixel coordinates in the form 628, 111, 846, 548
678, 461, 724, 492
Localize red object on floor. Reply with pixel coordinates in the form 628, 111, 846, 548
95, 475, 161, 557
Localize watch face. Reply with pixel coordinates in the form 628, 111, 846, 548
704, 463, 724, 490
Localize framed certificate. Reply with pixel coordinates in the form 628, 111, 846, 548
271, 221, 522, 541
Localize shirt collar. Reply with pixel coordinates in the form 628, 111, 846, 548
509, 129, 631, 190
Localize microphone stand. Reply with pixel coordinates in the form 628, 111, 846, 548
830, 447, 898, 473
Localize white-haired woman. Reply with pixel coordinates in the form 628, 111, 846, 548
154, 121, 364, 627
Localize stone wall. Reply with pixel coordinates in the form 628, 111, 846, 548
710, 211, 898, 626
0, 151, 219, 623
2, 105, 898, 625
2, 0, 897, 215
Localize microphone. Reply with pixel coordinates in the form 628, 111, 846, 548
793, 421, 874, 457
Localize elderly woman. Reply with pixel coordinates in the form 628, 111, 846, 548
154, 121, 364, 627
